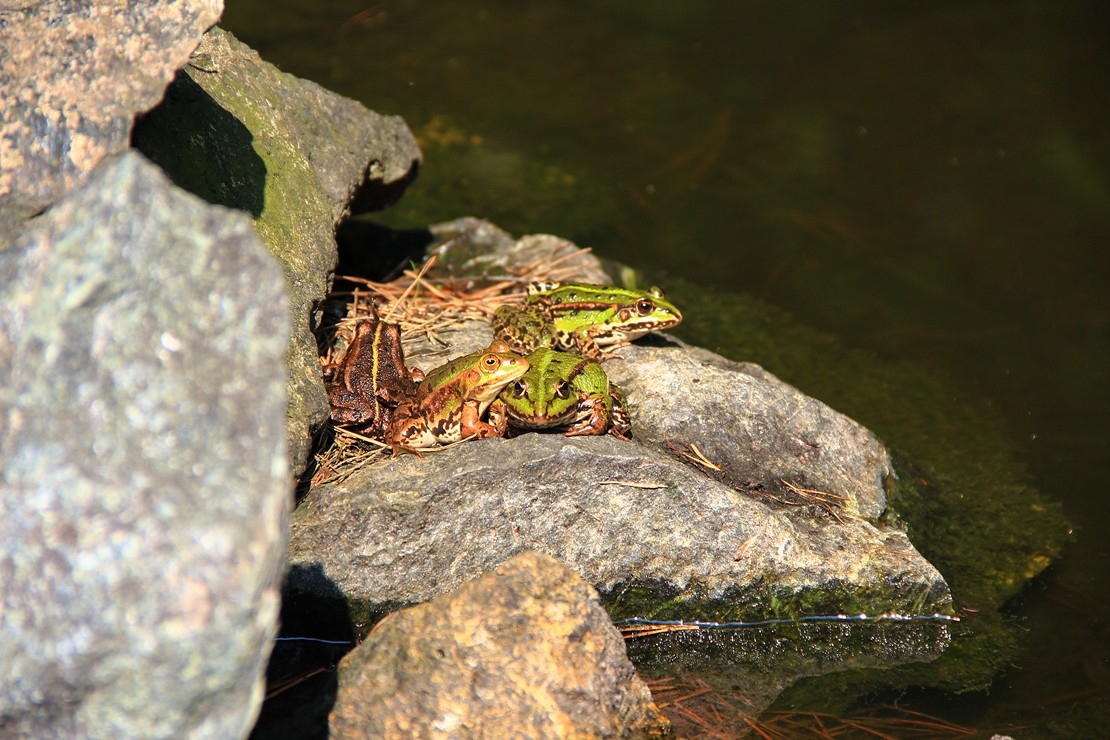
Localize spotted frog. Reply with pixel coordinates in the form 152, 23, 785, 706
491, 282, 682, 358
322, 309, 422, 436
488, 348, 631, 438
385, 341, 529, 451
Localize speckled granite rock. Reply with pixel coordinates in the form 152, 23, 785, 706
288, 432, 947, 622
0, 152, 288, 738
0, 0, 222, 238
290, 220, 942, 620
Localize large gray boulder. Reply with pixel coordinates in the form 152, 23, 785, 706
0, 152, 289, 738
288, 400, 947, 621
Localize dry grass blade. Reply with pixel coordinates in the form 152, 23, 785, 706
512, 245, 596, 284
317, 241, 610, 472
329, 241, 596, 346
779, 478, 848, 505
264, 666, 328, 701
619, 622, 700, 640
311, 426, 389, 487
663, 439, 723, 471
381, 253, 439, 322
672, 702, 717, 734
756, 706, 977, 739
644, 673, 976, 739
778, 478, 848, 522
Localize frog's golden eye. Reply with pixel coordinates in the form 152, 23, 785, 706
554, 380, 570, 399
512, 380, 529, 397
635, 298, 655, 316
482, 354, 500, 369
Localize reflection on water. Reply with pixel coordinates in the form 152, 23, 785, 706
223, 0, 1109, 734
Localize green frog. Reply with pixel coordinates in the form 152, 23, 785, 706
488, 348, 631, 438
491, 282, 682, 358
386, 341, 529, 451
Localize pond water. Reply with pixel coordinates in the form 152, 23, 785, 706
223, 1, 1109, 734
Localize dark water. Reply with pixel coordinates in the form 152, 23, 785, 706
223, 1, 1109, 734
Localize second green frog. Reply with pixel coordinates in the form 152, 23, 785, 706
489, 348, 631, 438
492, 282, 682, 358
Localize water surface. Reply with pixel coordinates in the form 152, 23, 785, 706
223, 1, 1109, 734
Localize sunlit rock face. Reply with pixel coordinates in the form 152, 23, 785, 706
0, 0, 223, 223
330, 551, 670, 738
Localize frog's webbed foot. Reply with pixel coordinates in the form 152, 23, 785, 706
565, 397, 610, 437
486, 399, 510, 436
608, 384, 632, 439
388, 441, 425, 458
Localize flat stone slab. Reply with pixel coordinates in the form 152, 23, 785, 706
289, 430, 948, 621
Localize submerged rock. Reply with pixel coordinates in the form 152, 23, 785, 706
0, 152, 289, 737
331, 551, 669, 738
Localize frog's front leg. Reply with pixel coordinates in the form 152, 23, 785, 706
486, 398, 511, 437
570, 327, 606, 360
565, 396, 611, 437
458, 399, 506, 440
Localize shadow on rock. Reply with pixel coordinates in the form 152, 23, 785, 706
133, 70, 266, 217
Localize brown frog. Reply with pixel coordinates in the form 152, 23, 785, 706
385, 341, 529, 452
322, 305, 423, 437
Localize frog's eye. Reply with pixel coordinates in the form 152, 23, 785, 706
635, 298, 655, 316
554, 380, 571, 399
482, 354, 500, 369
512, 380, 529, 397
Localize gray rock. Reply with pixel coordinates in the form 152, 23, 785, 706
297, 224, 943, 621
428, 217, 613, 285
608, 343, 893, 520
132, 26, 423, 476
0, 151, 289, 738
330, 551, 669, 738
291, 222, 952, 716
0, 0, 222, 240
289, 433, 946, 619
402, 322, 891, 521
